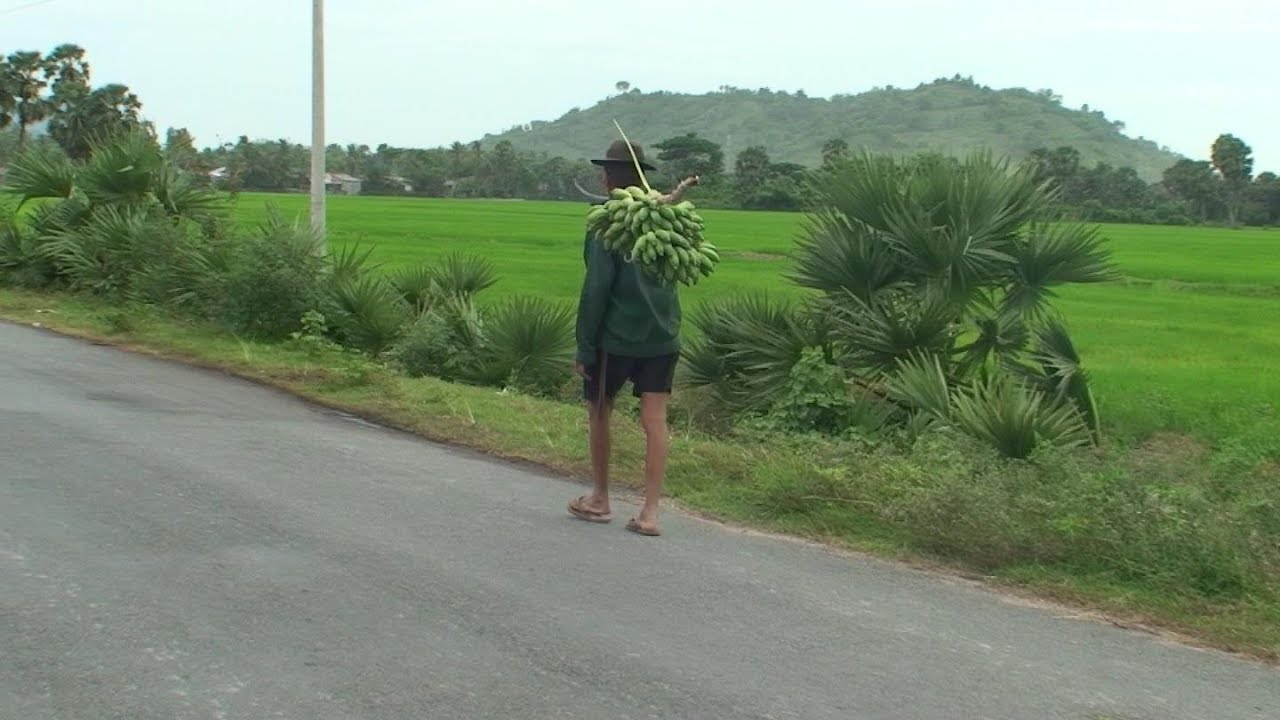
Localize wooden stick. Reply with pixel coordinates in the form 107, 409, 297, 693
660, 175, 700, 204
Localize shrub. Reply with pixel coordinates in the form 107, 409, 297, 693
682, 293, 829, 414
762, 347, 895, 436
392, 295, 486, 381
326, 274, 412, 356
0, 203, 56, 288
478, 295, 575, 396
1, 129, 228, 302
214, 215, 326, 339
686, 152, 1118, 457
391, 263, 439, 313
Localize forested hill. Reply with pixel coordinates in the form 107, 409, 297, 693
479, 77, 1182, 180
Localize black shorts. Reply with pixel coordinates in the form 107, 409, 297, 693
582, 352, 679, 402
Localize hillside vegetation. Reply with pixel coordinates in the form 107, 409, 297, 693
481, 77, 1182, 180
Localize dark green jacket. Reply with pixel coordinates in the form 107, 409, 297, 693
575, 219, 681, 366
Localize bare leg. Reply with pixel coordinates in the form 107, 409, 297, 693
634, 393, 669, 532
582, 398, 613, 515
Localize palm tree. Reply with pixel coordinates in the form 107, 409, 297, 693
0, 51, 51, 151
343, 143, 370, 176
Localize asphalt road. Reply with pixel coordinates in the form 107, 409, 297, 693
1, 320, 1276, 720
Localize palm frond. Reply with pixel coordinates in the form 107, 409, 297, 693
1028, 321, 1101, 443
682, 293, 818, 413
1001, 222, 1118, 320
255, 205, 326, 259
884, 351, 953, 419
807, 152, 910, 233
430, 253, 498, 298
0, 208, 50, 285
955, 303, 1032, 378
480, 295, 576, 394
391, 263, 438, 313
787, 209, 905, 302
846, 387, 900, 435
328, 275, 412, 356
3, 144, 77, 205
25, 195, 92, 240
829, 290, 958, 373
152, 163, 226, 221
326, 242, 379, 285
949, 373, 1092, 459
38, 204, 151, 295
916, 151, 1047, 247
78, 129, 163, 207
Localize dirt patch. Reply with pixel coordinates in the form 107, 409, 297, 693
1256, 458, 1280, 480
1127, 431, 1213, 483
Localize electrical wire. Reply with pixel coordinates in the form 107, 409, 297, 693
0, 0, 57, 17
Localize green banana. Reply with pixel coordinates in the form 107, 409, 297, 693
586, 184, 718, 282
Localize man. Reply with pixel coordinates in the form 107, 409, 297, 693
567, 139, 698, 537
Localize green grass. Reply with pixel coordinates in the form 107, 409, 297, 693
233, 193, 1280, 457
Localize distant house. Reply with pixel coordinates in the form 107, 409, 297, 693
324, 172, 362, 195
208, 166, 230, 181
387, 175, 414, 193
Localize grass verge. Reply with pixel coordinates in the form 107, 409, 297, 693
2, 285, 1276, 665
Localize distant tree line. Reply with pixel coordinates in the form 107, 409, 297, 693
1025, 136, 1279, 226
3, 45, 1276, 227
179, 130, 1280, 227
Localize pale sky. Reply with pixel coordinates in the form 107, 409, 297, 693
4, 0, 1277, 172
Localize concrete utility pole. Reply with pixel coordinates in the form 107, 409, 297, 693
310, 0, 327, 250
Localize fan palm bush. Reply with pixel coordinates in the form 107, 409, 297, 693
390, 272, 575, 396
429, 252, 498, 298
477, 295, 576, 396
326, 273, 412, 356
683, 293, 834, 415
685, 151, 1117, 457
1, 128, 228, 305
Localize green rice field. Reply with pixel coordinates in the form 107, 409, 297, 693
233, 193, 1280, 458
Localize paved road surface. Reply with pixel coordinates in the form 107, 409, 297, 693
1, 321, 1276, 719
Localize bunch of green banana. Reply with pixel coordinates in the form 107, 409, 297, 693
585, 185, 720, 287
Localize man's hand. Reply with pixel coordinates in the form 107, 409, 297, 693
575, 363, 589, 379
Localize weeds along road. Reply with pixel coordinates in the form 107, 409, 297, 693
1, 320, 1276, 720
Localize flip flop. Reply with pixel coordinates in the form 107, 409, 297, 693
568, 496, 613, 523
625, 518, 661, 537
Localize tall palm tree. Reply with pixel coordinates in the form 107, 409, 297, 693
1, 51, 51, 151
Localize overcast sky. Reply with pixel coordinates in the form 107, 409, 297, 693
4, 0, 1277, 171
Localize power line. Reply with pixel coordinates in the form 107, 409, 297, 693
0, 0, 57, 16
